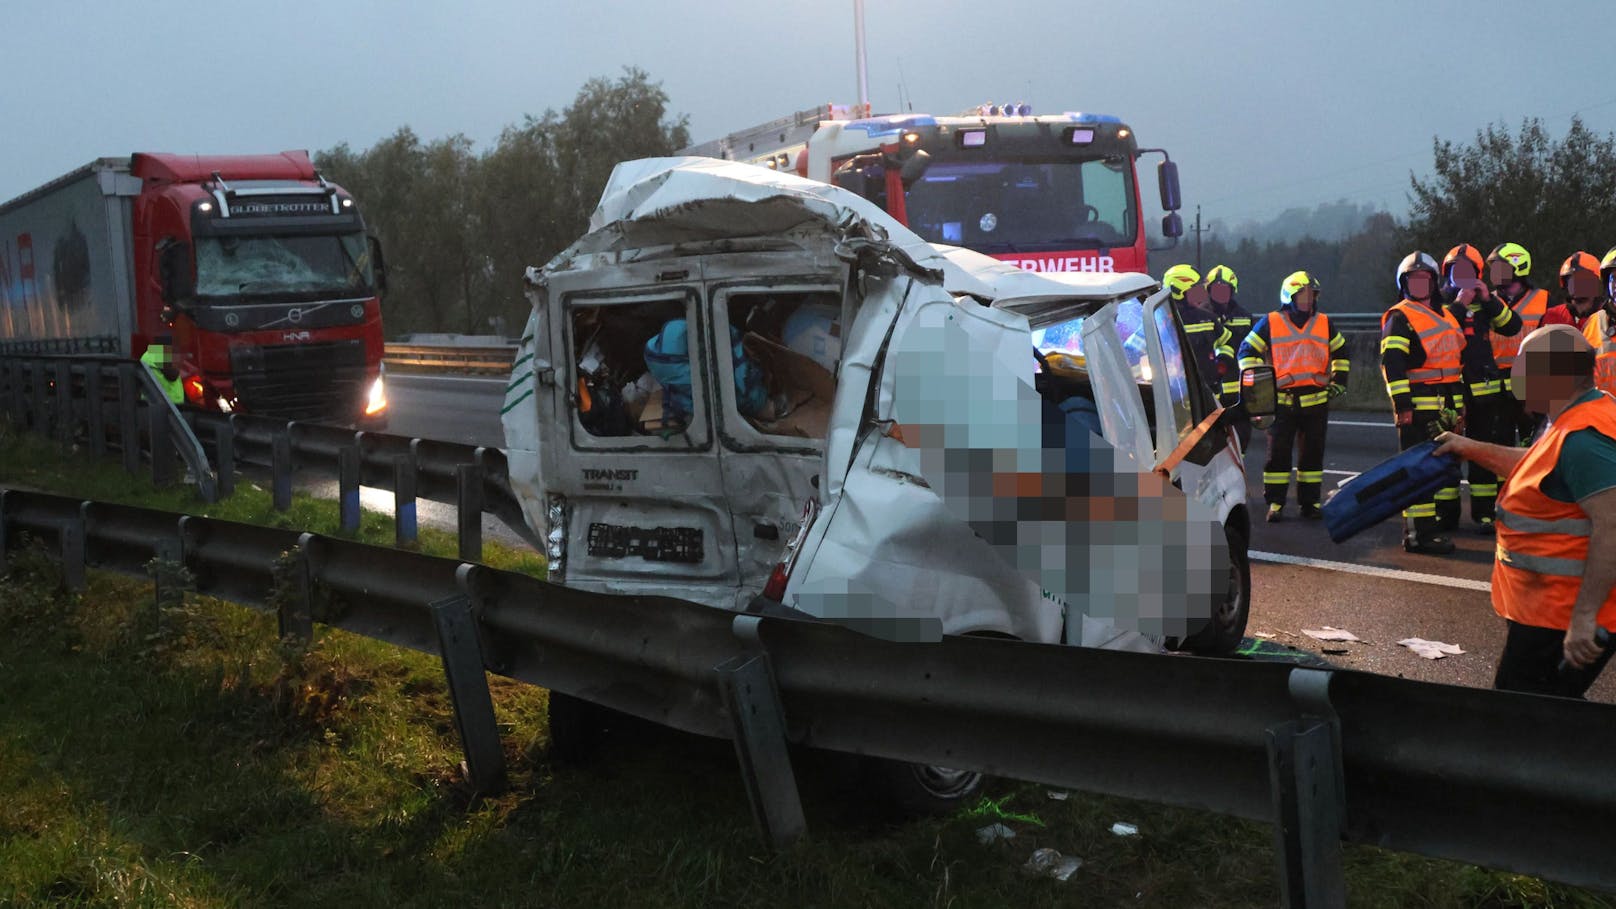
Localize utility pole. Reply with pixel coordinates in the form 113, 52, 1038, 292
1191, 204, 1215, 272
854, 0, 870, 117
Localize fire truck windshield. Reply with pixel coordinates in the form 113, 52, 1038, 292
903, 157, 1136, 254
195, 232, 375, 300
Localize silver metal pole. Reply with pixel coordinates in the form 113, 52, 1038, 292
854, 0, 870, 116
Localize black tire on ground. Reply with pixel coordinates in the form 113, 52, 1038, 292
1182, 522, 1252, 655
865, 757, 985, 818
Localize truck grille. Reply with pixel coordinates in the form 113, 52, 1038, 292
230, 340, 369, 422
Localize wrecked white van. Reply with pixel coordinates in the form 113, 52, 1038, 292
501, 158, 1263, 658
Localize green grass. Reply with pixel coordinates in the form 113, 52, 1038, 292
1, 420, 1612, 907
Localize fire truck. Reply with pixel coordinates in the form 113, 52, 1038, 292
679, 103, 1183, 275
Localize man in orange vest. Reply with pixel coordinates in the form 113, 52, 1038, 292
1583, 246, 1616, 396
1442, 243, 1523, 532
1486, 243, 1551, 444
1237, 271, 1349, 522
1382, 252, 1466, 554
1540, 252, 1604, 331
1435, 325, 1616, 697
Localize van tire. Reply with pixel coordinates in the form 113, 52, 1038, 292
866, 757, 984, 817
1183, 523, 1251, 655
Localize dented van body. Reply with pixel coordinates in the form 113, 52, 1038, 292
501, 157, 1251, 655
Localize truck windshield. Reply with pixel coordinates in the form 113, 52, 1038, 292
905, 157, 1136, 253
195, 233, 374, 300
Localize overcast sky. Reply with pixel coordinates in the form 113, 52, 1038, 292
4, 0, 1614, 226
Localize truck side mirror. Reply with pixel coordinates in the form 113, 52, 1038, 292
158, 242, 194, 304
898, 149, 932, 188
1161, 212, 1184, 239
1240, 365, 1278, 417
368, 235, 388, 295
1157, 159, 1182, 212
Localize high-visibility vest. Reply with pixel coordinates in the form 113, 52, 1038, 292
1490, 288, 1549, 370
1492, 391, 1616, 631
139, 344, 185, 404
1267, 310, 1331, 389
1583, 310, 1616, 396
1383, 300, 1463, 384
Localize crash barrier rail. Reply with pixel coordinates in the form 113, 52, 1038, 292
383, 343, 519, 374
0, 354, 539, 557
3, 488, 1615, 905
0, 355, 219, 503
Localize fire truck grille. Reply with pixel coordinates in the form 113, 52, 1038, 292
229, 340, 369, 422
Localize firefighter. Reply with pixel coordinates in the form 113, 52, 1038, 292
1442, 243, 1522, 532
1540, 252, 1604, 331
1237, 271, 1348, 521
1161, 264, 1236, 399
139, 341, 184, 405
1584, 246, 1616, 395
1486, 242, 1551, 444
1434, 325, 1616, 698
1382, 252, 1466, 554
1206, 264, 1253, 449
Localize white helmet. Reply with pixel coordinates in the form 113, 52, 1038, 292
1396, 251, 1439, 297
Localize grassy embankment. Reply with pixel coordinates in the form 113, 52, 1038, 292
0, 420, 1607, 907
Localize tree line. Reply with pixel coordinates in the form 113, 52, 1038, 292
323, 79, 1616, 336
315, 68, 689, 339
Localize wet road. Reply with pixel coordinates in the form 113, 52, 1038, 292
380, 372, 1616, 702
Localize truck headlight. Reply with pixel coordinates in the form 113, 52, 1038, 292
365, 375, 387, 415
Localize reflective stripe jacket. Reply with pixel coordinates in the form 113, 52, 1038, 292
1584, 309, 1616, 397
1211, 300, 1254, 401
1177, 302, 1237, 402
1380, 300, 1464, 412
1492, 391, 1616, 631
1490, 287, 1549, 371
1237, 308, 1349, 408
1449, 291, 1522, 397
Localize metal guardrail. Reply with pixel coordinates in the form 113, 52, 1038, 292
0, 354, 538, 552
384, 343, 518, 374
3, 486, 1615, 903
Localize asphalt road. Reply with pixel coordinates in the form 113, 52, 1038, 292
381, 372, 1616, 703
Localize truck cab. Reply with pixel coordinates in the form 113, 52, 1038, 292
502, 157, 1255, 655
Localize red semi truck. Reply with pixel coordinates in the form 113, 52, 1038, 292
0, 151, 388, 425
681, 104, 1184, 275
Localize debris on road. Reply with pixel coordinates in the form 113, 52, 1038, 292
1254, 632, 1275, 639
1302, 626, 1362, 643
1024, 848, 1084, 881
1110, 822, 1139, 837
976, 823, 1017, 844
1398, 638, 1465, 659
1046, 790, 1070, 801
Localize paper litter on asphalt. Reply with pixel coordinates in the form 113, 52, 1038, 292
1398, 638, 1465, 659
1253, 632, 1275, 639
1024, 848, 1083, 881
1302, 626, 1362, 643
976, 823, 1017, 844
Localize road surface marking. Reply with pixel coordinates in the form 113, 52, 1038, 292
1329, 420, 1394, 428
1250, 550, 1491, 593
1322, 469, 1359, 477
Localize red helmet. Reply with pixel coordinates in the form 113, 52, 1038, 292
1442, 244, 1486, 282
1560, 251, 1601, 291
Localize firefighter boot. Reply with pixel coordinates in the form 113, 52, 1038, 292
1403, 517, 1455, 555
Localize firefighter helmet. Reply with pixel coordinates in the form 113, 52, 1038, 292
1487, 242, 1532, 278
1559, 251, 1601, 291
1396, 251, 1440, 297
1600, 246, 1616, 282
1205, 264, 1238, 292
1442, 244, 1486, 282
1162, 264, 1201, 300
1279, 270, 1320, 306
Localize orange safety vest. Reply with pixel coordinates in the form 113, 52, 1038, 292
1492, 391, 1616, 631
1490, 288, 1550, 370
1584, 310, 1616, 396
1383, 300, 1463, 384
1267, 310, 1332, 389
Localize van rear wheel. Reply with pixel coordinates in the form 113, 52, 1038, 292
1182, 523, 1251, 656
866, 757, 984, 817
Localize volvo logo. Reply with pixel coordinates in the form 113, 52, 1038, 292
224, 312, 240, 328
287, 308, 303, 323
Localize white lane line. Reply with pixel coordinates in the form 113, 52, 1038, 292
1250, 549, 1492, 593
1329, 420, 1395, 428
1322, 469, 1359, 477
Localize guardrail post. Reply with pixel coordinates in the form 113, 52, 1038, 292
1269, 670, 1346, 909
54, 361, 73, 445
276, 533, 316, 646
457, 463, 483, 563
85, 364, 105, 458
31, 361, 49, 436
430, 592, 506, 794
717, 616, 806, 850
60, 507, 87, 592
149, 394, 176, 488
0, 490, 11, 573
394, 454, 417, 546
213, 420, 235, 499
117, 363, 140, 475
338, 445, 362, 534
272, 431, 293, 512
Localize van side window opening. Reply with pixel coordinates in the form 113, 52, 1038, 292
723, 290, 843, 441
1151, 304, 1196, 438
570, 298, 697, 443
